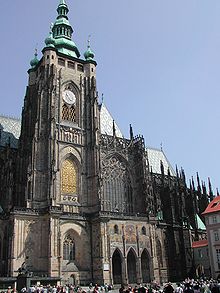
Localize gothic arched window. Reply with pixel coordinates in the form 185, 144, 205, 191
156, 237, 163, 267
61, 86, 78, 124
63, 234, 75, 261
61, 159, 77, 194
102, 156, 133, 213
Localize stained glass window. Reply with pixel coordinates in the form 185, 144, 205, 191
61, 159, 77, 194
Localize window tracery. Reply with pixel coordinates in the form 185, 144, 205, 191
61, 159, 77, 194
63, 234, 75, 261
102, 156, 133, 213
69, 106, 76, 122
62, 104, 69, 120
62, 104, 76, 122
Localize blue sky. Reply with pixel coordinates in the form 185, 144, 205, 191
1, 0, 220, 192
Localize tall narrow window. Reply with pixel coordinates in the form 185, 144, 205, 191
62, 104, 69, 120
216, 249, 220, 269
61, 159, 77, 194
63, 234, 75, 261
142, 226, 146, 235
69, 106, 76, 122
114, 225, 119, 234
214, 231, 219, 241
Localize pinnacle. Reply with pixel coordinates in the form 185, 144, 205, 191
59, 0, 67, 5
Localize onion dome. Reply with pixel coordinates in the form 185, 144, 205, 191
84, 39, 95, 61
84, 45, 95, 61
30, 50, 39, 68
45, 25, 55, 48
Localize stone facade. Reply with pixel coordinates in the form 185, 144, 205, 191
0, 0, 212, 285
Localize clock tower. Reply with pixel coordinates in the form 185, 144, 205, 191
16, 0, 99, 214
11, 0, 101, 281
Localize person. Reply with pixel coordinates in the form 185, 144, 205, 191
175, 284, 183, 293
184, 284, 194, 293
104, 284, 108, 293
164, 283, 174, 293
210, 283, 219, 293
21, 287, 27, 293
93, 285, 99, 293
119, 285, 125, 293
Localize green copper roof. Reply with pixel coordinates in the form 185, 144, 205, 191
84, 38, 95, 61
30, 50, 39, 68
196, 214, 206, 230
84, 45, 95, 61
54, 17, 71, 27
43, 0, 80, 57
45, 25, 55, 48
54, 0, 80, 57
55, 37, 80, 58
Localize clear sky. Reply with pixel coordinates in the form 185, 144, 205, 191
1, 0, 220, 192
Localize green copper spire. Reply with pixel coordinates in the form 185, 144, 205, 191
30, 49, 39, 68
84, 37, 95, 61
51, 0, 80, 58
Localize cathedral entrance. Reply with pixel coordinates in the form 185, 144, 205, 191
112, 249, 122, 284
127, 249, 137, 284
141, 249, 151, 283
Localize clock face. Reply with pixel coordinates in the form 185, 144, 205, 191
62, 90, 76, 105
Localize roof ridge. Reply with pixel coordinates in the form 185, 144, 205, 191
146, 146, 162, 152
0, 114, 21, 121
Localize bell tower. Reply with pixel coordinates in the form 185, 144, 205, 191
16, 0, 100, 213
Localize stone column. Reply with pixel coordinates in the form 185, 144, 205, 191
122, 257, 128, 285
136, 256, 142, 284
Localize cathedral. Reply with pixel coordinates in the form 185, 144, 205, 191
0, 0, 213, 286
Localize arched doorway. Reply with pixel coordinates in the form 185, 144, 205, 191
69, 274, 76, 286
112, 249, 122, 284
141, 249, 151, 283
127, 249, 137, 284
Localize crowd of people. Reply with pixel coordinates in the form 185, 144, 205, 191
118, 279, 220, 293
2, 279, 220, 293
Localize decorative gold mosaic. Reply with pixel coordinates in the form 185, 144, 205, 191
61, 159, 77, 194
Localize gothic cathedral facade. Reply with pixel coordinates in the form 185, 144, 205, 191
0, 0, 212, 285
